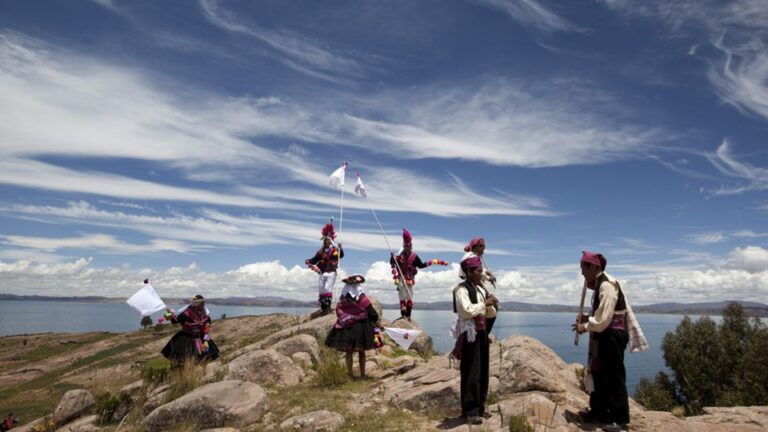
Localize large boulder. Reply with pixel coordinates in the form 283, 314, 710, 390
53, 389, 96, 425
279, 410, 345, 431
143, 380, 268, 432
272, 334, 320, 365
55, 414, 100, 432
225, 349, 305, 387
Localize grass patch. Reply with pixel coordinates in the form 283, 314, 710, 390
314, 347, 350, 387
142, 357, 172, 384
165, 361, 205, 402
16, 333, 116, 364
508, 412, 534, 432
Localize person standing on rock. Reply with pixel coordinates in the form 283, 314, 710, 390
451, 255, 498, 425
161, 294, 220, 365
306, 222, 344, 315
572, 251, 647, 432
459, 238, 499, 334
325, 275, 381, 379
390, 229, 447, 321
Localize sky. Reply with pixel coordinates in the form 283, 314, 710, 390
0, 0, 767, 306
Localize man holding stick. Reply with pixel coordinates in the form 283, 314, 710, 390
572, 251, 644, 432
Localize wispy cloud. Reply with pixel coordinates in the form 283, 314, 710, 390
471, 0, 582, 33
0, 201, 480, 254
0, 32, 557, 218
2, 234, 197, 254
598, 0, 768, 123
685, 232, 726, 245
335, 80, 663, 168
198, 0, 362, 81
706, 140, 768, 195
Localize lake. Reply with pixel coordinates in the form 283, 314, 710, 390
0, 300, 695, 394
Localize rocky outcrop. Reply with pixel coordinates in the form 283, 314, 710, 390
143, 380, 268, 432
272, 334, 320, 365
55, 414, 100, 432
53, 389, 95, 425
279, 410, 345, 431
225, 349, 305, 387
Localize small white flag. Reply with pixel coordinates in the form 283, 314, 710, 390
383, 327, 422, 350
126, 280, 167, 316
354, 173, 367, 198
329, 162, 348, 190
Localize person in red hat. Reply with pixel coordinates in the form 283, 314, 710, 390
390, 228, 447, 320
451, 255, 498, 425
459, 237, 499, 333
306, 223, 344, 315
325, 274, 382, 378
572, 251, 630, 432
161, 294, 219, 366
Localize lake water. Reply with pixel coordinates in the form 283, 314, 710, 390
0, 300, 695, 394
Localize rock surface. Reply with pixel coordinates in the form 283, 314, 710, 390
53, 389, 96, 425
143, 380, 268, 432
279, 410, 345, 431
225, 348, 305, 387
55, 414, 100, 432
272, 334, 320, 365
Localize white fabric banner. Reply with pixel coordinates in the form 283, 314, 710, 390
126, 283, 167, 316
354, 174, 367, 197
329, 163, 347, 190
383, 327, 422, 350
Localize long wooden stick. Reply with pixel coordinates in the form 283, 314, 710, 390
574, 281, 587, 345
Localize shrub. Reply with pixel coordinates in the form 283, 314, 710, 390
140, 316, 153, 328
94, 391, 124, 424
634, 373, 676, 411
141, 358, 172, 384
635, 302, 768, 415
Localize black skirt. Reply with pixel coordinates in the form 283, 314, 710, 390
161, 331, 220, 363
325, 320, 377, 352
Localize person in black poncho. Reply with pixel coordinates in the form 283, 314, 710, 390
325, 275, 381, 378
161, 295, 220, 365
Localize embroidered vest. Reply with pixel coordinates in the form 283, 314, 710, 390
592, 274, 627, 313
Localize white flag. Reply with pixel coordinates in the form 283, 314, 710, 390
354, 174, 367, 198
329, 162, 347, 190
126, 281, 167, 316
383, 327, 422, 350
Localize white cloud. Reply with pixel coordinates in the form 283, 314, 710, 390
0, 201, 477, 254
335, 80, 662, 168
685, 232, 726, 245
0, 33, 560, 218
706, 140, 768, 195
732, 230, 768, 239
471, 0, 581, 33
598, 0, 768, 123
726, 246, 768, 273
1, 233, 196, 254
2, 245, 768, 304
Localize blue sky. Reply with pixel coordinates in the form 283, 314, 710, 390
1, 0, 767, 305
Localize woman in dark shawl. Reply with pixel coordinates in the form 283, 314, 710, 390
325, 275, 381, 378
161, 294, 220, 365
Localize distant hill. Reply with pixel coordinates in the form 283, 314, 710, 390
1, 293, 766, 316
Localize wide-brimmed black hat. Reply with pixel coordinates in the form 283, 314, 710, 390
342, 274, 365, 284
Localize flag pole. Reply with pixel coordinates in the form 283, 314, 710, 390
355, 173, 408, 289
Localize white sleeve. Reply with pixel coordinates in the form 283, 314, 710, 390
455, 286, 486, 319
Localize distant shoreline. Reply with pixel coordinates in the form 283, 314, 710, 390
2, 293, 766, 317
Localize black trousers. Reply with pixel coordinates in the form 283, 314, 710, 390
590, 328, 630, 424
486, 316, 496, 334
460, 330, 489, 417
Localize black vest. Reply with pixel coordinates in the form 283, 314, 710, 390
592, 274, 627, 312
453, 281, 479, 313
